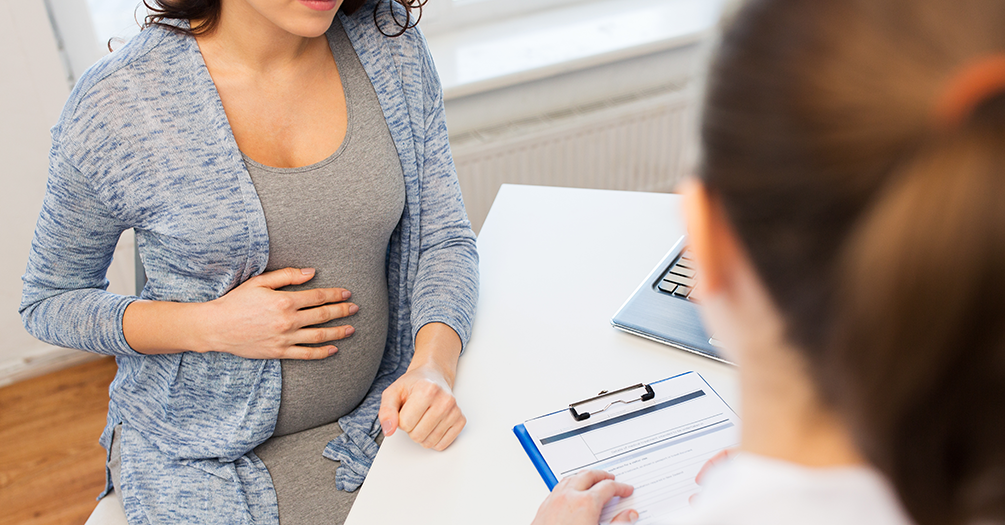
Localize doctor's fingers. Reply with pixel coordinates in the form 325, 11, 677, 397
587, 479, 634, 506
695, 448, 736, 485
565, 470, 616, 491
610, 509, 640, 524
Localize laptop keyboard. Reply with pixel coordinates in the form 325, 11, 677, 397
657, 249, 697, 300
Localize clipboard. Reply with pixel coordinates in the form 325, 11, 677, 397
514, 382, 657, 489
512, 371, 740, 524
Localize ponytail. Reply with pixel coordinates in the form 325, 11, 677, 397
827, 96, 1005, 524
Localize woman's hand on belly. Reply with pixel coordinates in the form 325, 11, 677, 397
378, 323, 466, 451
122, 268, 358, 359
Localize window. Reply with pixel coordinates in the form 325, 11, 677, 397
420, 0, 585, 36
77, 0, 608, 47
87, 0, 148, 48
56, 0, 706, 84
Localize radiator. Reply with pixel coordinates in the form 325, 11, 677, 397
450, 83, 697, 233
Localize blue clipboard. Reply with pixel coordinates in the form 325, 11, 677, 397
512, 372, 734, 491
513, 422, 560, 489
512, 381, 663, 490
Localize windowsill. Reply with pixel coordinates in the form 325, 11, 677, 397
425, 0, 726, 100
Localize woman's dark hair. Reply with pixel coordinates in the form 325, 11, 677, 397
141, 0, 425, 38
701, 0, 1005, 523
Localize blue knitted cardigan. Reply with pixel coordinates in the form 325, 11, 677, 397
19, 2, 478, 523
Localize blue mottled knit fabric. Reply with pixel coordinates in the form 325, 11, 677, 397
19, 1, 478, 522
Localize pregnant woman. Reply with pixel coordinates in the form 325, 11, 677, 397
20, 0, 478, 523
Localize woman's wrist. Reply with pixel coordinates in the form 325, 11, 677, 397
123, 299, 211, 355
411, 322, 462, 387
184, 300, 215, 354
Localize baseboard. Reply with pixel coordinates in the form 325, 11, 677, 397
0, 346, 103, 388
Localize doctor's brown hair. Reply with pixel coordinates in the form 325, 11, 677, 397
700, 0, 1005, 524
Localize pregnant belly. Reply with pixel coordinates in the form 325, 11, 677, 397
270, 279, 390, 437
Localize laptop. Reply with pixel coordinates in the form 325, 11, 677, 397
611, 235, 733, 364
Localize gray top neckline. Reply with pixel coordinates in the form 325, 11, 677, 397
239, 31, 355, 174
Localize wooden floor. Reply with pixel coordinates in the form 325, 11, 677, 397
0, 357, 117, 525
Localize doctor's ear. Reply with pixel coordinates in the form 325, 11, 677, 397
680, 179, 743, 298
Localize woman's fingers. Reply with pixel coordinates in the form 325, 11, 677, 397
295, 301, 359, 327
406, 388, 458, 444
281, 345, 337, 360
395, 378, 447, 434
292, 325, 355, 346
203, 268, 359, 359
431, 413, 466, 451
379, 365, 466, 449
378, 383, 404, 437
287, 286, 352, 310
417, 403, 464, 449
252, 267, 318, 289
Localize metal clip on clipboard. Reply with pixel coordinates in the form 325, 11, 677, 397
568, 383, 655, 421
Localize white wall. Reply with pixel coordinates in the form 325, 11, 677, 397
0, 0, 132, 386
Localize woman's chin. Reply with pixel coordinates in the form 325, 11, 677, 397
280, 15, 338, 38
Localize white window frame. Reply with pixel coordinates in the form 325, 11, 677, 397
43, 0, 105, 84
419, 0, 587, 36
66, 0, 620, 52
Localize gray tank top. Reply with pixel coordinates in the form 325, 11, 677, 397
245, 19, 405, 438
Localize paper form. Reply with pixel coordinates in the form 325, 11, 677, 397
521, 372, 740, 524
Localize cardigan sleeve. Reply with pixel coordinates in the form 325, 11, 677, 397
408, 35, 480, 351
19, 141, 141, 356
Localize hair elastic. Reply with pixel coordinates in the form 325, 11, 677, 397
934, 55, 1005, 128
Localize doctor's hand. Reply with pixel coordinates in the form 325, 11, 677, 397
689, 448, 737, 507
531, 470, 638, 525
378, 322, 466, 451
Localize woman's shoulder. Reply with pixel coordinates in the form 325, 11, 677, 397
54, 24, 197, 145
685, 453, 915, 525
339, 1, 430, 64
338, 1, 441, 117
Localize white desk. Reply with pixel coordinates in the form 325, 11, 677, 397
345, 185, 738, 524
